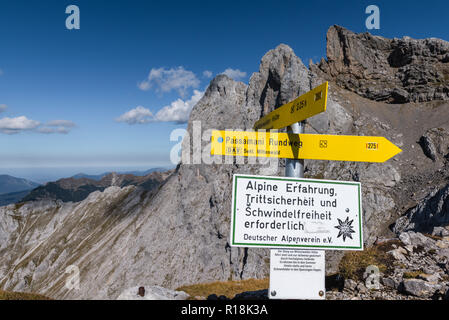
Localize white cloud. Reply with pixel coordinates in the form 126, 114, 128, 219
38, 120, 77, 134
138, 80, 151, 91
154, 90, 204, 123
221, 68, 247, 80
203, 70, 213, 78
138, 66, 200, 96
116, 106, 154, 124
46, 120, 76, 128
0, 116, 40, 134
117, 90, 204, 125
37, 127, 69, 134
0, 109, 75, 135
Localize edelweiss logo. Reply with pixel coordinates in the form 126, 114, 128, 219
334, 217, 355, 242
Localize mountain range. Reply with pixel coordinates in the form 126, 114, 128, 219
21, 170, 173, 203
0, 175, 40, 195
71, 168, 170, 181
0, 175, 40, 206
0, 168, 172, 206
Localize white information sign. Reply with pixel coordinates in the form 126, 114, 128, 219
230, 174, 363, 250
269, 249, 325, 300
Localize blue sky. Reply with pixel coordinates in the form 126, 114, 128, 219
0, 0, 448, 181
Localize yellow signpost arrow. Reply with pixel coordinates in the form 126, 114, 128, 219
211, 130, 402, 163
254, 82, 328, 130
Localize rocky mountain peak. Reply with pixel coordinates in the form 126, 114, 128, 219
189, 43, 311, 133
189, 74, 247, 131
311, 25, 449, 103
247, 44, 310, 118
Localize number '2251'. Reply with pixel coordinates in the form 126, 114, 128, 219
366, 143, 379, 150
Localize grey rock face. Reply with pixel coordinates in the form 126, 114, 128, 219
311, 25, 449, 103
116, 286, 189, 300
246, 44, 311, 120
438, 248, 449, 260
388, 247, 408, 261
433, 227, 449, 237
417, 273, 440, 284
400, 279, 437, 298
419, 135, 438, 162
394, 184, 449, 234
356, 282, 367, 293
363, 232, 449, 300
418, 128, 449, 162
398, 231, 437, 249
381, 277, 399, 290
344, 279, 358, 291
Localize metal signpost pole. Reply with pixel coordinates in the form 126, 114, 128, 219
285, 121, 305, 178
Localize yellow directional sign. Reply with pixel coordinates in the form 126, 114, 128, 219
254, 82, 329, 130
211, 130, 402, 163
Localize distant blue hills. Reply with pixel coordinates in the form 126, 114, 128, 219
0, 175, 41, 206
71, 167, 168, 181
0, 167, 172, 206
0, 175, 40, 195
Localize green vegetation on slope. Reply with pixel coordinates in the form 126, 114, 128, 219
177, 278, 269, 299
0, 289, 51, 300
338, 240, 400, 281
